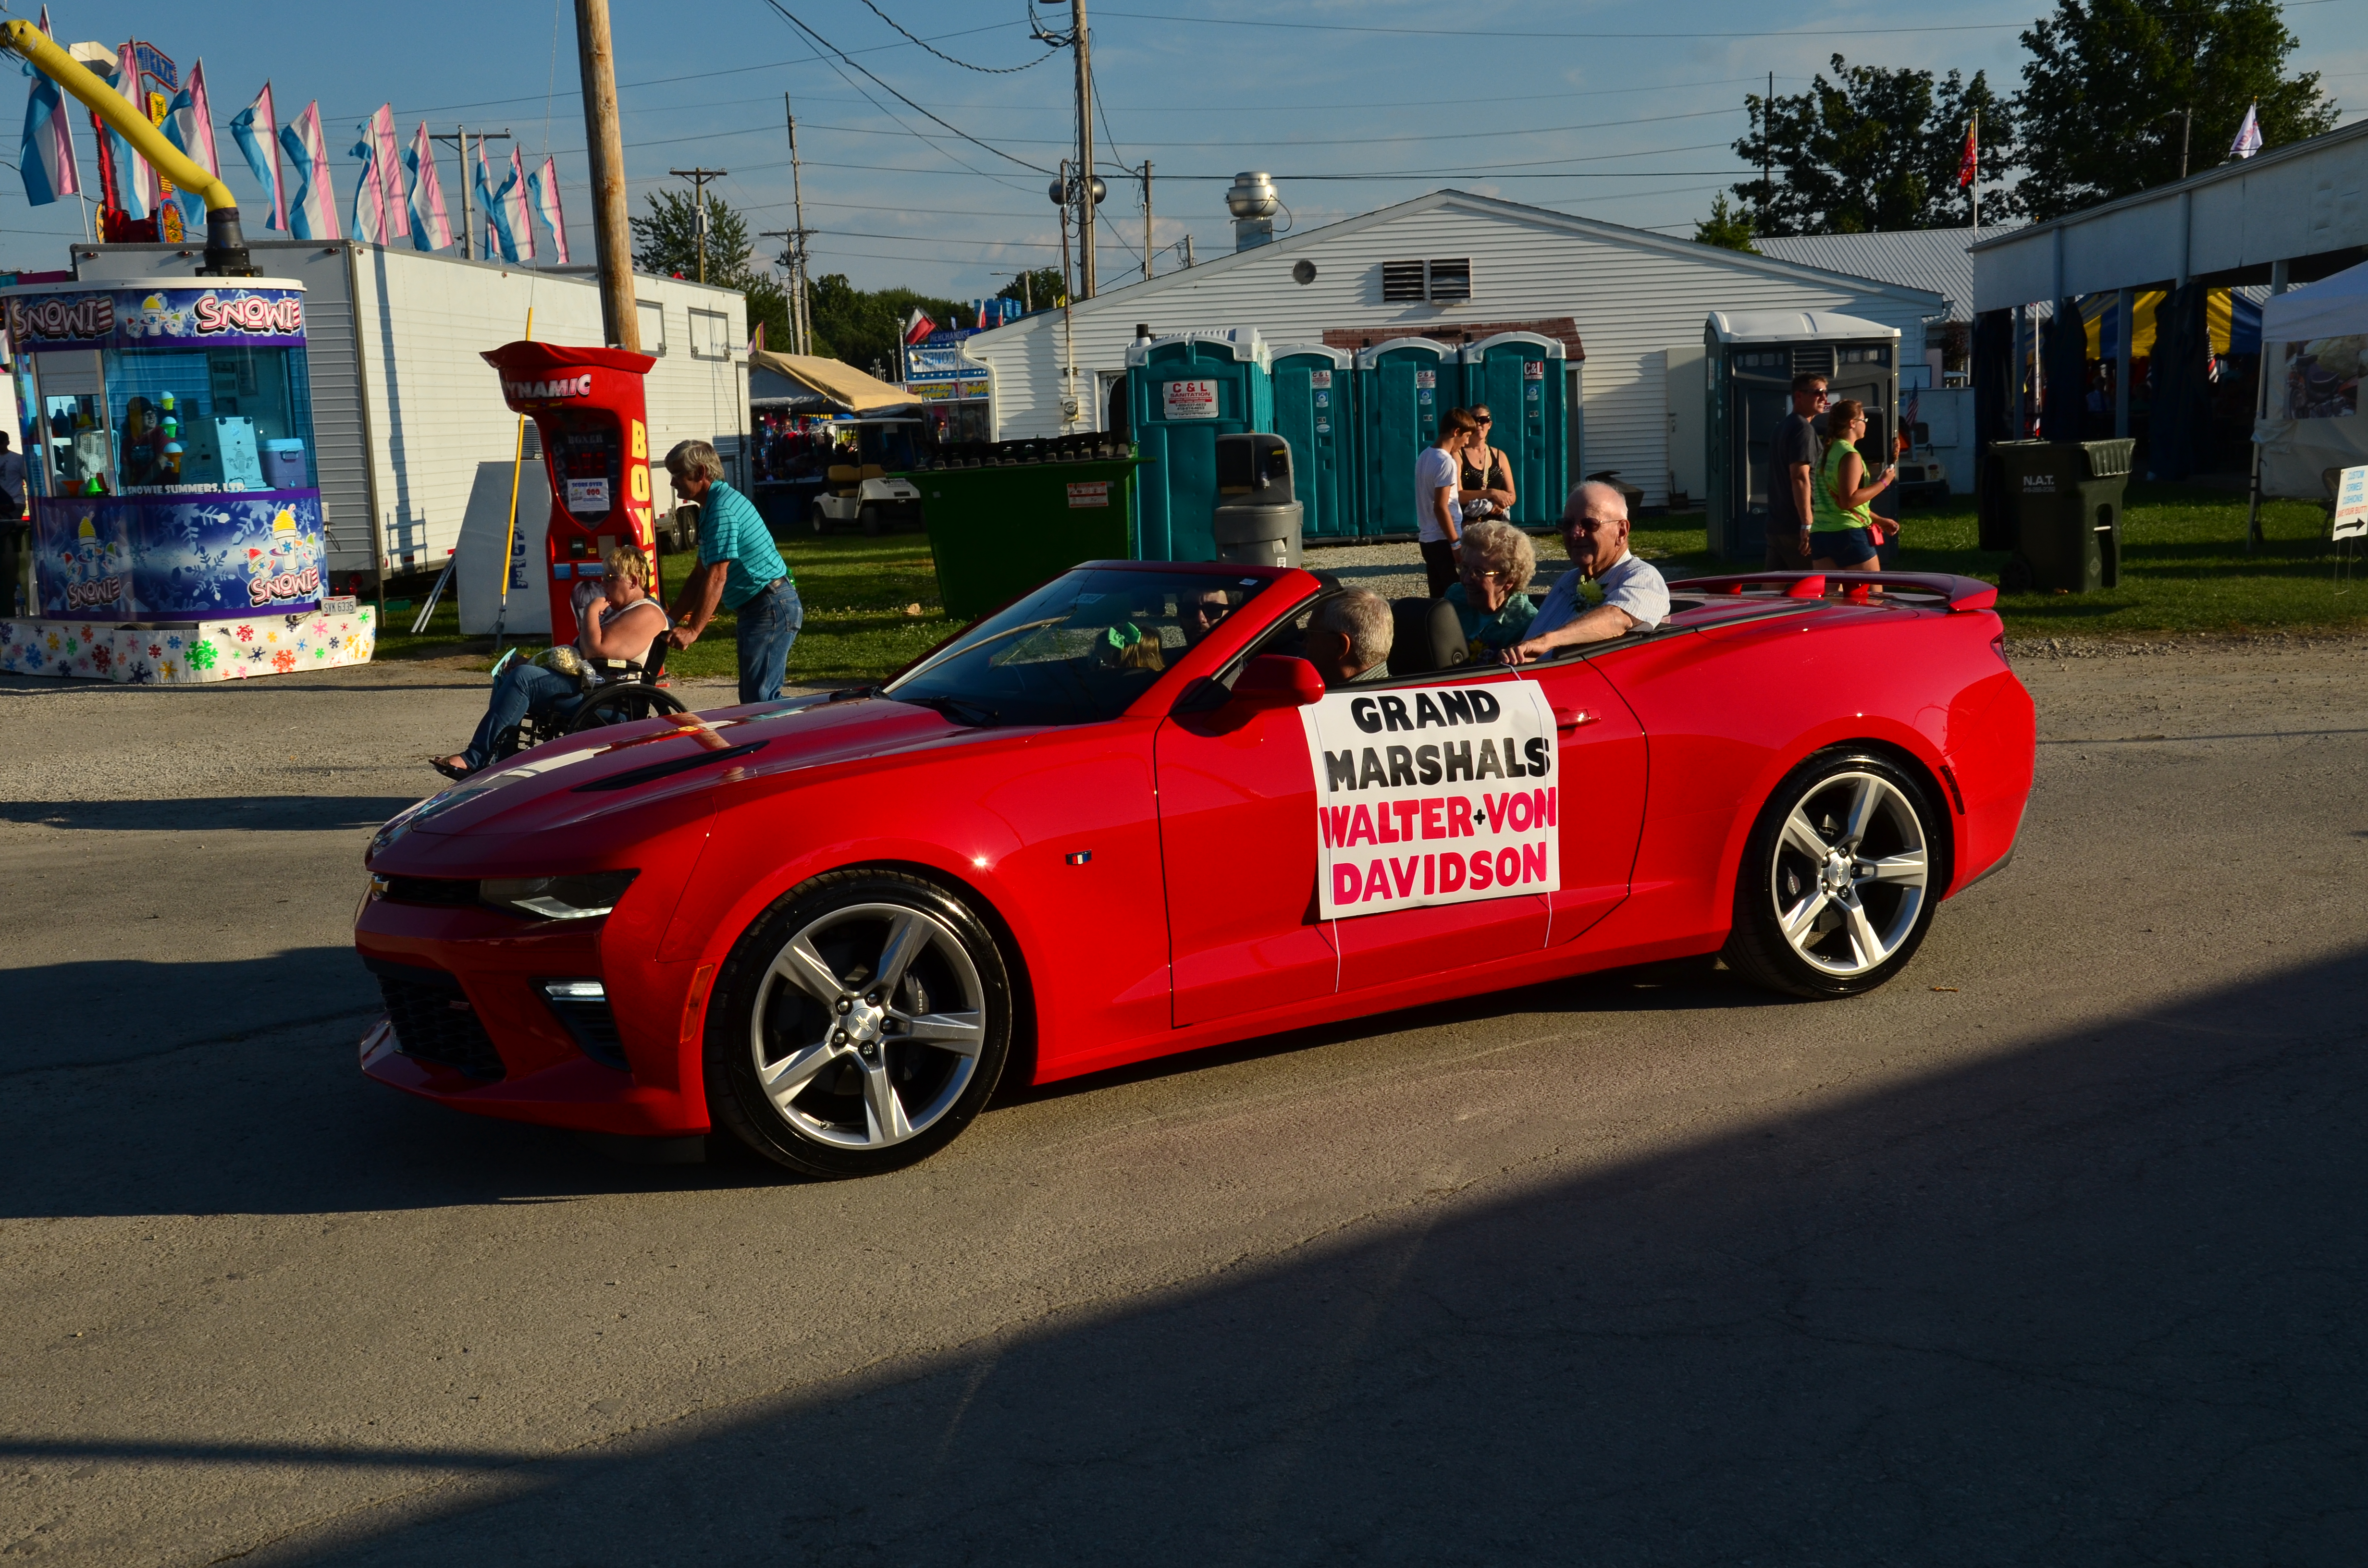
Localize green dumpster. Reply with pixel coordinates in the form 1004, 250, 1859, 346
918, 453, 1142, 621
1986, 438, 2133, 592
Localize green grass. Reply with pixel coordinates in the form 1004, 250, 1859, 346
372, 528, 958, 687
374, 483, 2362, 682
1631, 481, 2366, 637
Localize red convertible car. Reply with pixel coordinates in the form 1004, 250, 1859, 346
357, 562, 2033, 1178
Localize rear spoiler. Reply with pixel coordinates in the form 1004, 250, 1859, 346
1669, 570, 1998, 613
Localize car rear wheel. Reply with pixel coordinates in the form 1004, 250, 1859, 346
1724, 749, 1945, 999
707, 870, 1012, 1178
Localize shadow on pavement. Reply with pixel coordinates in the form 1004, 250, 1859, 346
0, 796, 418, 833
26, 948, 2368, 1563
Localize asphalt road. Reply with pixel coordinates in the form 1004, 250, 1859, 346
2, 638, 2363, 1566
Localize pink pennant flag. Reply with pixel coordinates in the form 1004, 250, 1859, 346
22, 7, 83, 203
282, 99, 340, 242
404, 121, 454, 251
370, 105, 409, 240
506, 147, 536, 262
109, 41, 158, 220
527, 156, 569, 265
229, 82, 284, 232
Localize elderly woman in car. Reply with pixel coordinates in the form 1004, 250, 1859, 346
1443, 517, 1540, 657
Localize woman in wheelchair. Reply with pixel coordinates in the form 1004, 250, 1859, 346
432, 546, 670, 780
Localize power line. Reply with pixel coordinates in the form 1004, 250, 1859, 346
854, 0, 1059, 73
756, 0, 1053, 174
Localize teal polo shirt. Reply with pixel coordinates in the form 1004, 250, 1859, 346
697, 481, 790, 610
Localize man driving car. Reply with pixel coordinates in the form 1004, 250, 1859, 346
1306, 589, 1394, 686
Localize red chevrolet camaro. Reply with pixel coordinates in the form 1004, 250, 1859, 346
357, 561, 2033, 1178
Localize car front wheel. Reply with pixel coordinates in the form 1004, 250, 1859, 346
1723, 749, 1946, 999
706, 870, 1013, 1177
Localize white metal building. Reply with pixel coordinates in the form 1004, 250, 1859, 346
69, 239, 751, 583
961, 189, 1943, 509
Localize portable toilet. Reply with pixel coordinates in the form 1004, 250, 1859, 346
1457, 332, 1568, 528
1355, 337, 1455, 537
1704, 310, 1900, 560
1125, 329, 1274, 561
1269, 343, 1355, 541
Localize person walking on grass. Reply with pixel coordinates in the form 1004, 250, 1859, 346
1768, 371, 1825, 571
664, 440, 802, 705
1808, 398, 1896, 573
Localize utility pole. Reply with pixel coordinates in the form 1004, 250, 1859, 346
1969, 107, 1979, 230
785, 94, 811, 354
1056, 158, 1075, 306
2180, 108, 2193, 178
573, 0, 639, 350
1182, 234, 1193, 269
431, 127, 510, 261
671, 168, 728, 284
1142, 160, 1153, 282
1763, 71, 1773, 218
1073, 0, 1096, 299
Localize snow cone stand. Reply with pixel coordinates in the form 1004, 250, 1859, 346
0, 19, 371, 682
0, 278, 374, 682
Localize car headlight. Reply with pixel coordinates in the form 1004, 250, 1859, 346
480, 870, 639, 921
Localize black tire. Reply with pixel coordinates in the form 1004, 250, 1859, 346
565, 683, 689, 733
706, 870, 1014, 1179
1723, 748, 1949, 1000
859, 504, 885, 537
809, 502, 830, 535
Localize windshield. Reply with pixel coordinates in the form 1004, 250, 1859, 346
886, 568, 1270, 726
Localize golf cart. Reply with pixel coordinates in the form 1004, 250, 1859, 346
811, 418, 932, 535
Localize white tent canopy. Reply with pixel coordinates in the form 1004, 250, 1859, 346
2253, 257, 2368, 500
2260, 256, 2368, 344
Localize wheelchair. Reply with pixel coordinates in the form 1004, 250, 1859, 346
491, 625, 690, 763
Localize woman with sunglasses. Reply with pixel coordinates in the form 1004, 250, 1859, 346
1443, 518, 1540, 656
1809, 398, 1897, 572
1457, 405, 1517, 523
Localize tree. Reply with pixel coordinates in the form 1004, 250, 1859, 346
995, 268, 1066, 311
1694, 194, 1758, 253
2014, 0, 2338, 220
629, 189, 791, 349
802, 274, 971, 374
1732, 57, 2018, 235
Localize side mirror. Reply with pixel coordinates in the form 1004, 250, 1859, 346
1225, 654, 1325, 715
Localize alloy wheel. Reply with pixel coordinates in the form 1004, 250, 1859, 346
1768, 770, 1931, 978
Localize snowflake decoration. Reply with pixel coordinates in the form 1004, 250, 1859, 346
236, 625, 255, 642
147, 643, 162, 659
166, 634, 183, 650
186, 640, 218, 671
160, 659, 177, 679
271, 649, 296, 673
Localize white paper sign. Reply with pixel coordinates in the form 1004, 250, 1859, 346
2335, 465, 2368, 540
1299, 678, 1560, 919
1066, 480, 1110, 508
1524, 361, 1546, 380
1416, 370, 1437, 389
1163, 379, 1220, 419
566, 477, 611, 511
1310, 370, 1333, 390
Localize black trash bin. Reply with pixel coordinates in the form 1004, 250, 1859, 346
1986, 438, 2132, 592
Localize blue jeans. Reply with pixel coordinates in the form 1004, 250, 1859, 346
734, 578, 802, 704
462, 661, 579, 771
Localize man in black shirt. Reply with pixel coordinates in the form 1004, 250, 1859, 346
1765, 372, 1825, 570
0, 430, 25, 617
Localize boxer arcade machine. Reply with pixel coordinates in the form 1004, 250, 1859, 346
482, 343, 658, 647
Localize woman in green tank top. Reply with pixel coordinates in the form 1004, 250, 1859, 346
1809, 397, 1896, 570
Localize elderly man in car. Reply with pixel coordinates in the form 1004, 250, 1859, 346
1306, 588, 1394, 686
1502, 479, 1669, 664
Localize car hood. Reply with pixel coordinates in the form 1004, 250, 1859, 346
373, 695, 992, 850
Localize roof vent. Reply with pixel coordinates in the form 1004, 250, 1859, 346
1226, 172, 1279, 252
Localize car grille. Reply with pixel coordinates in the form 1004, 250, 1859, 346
378, 875, 481, 908
367, 959, 506, 1081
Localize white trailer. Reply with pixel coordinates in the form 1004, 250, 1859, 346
69, 239, 750, 587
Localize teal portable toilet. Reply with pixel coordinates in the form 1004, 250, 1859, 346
1125, 329, 1273, 561
1458, 332, 1569, 527
1269, 343, 1355, 541
1354, 337, 1455, 537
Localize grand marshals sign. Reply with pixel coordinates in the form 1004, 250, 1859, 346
1299, 679, 1561, 919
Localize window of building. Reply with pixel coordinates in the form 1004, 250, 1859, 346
636, 299, 667, 357
689, 307, 731, 360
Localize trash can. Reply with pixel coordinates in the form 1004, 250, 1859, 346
1211, 432, 1303, 569
1270, 344, 1355, 540
1986, 438, 2132, 592
1457, 332, 1567, 527
1355, 337, 1455, 537
1126, 330, 1273, 561
920, 443, 1141, 620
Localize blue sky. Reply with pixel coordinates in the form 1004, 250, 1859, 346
6, 0, 2364, 299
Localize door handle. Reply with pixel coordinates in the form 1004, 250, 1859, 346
1554, 707, 1596, 732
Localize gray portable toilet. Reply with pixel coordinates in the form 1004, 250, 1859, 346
1457, 331, 1568, 528
1704, 310, 1900, 560
1269, 343, 1355, 542
1355, 337, 1455, 538
1125, 328, 1274, 561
